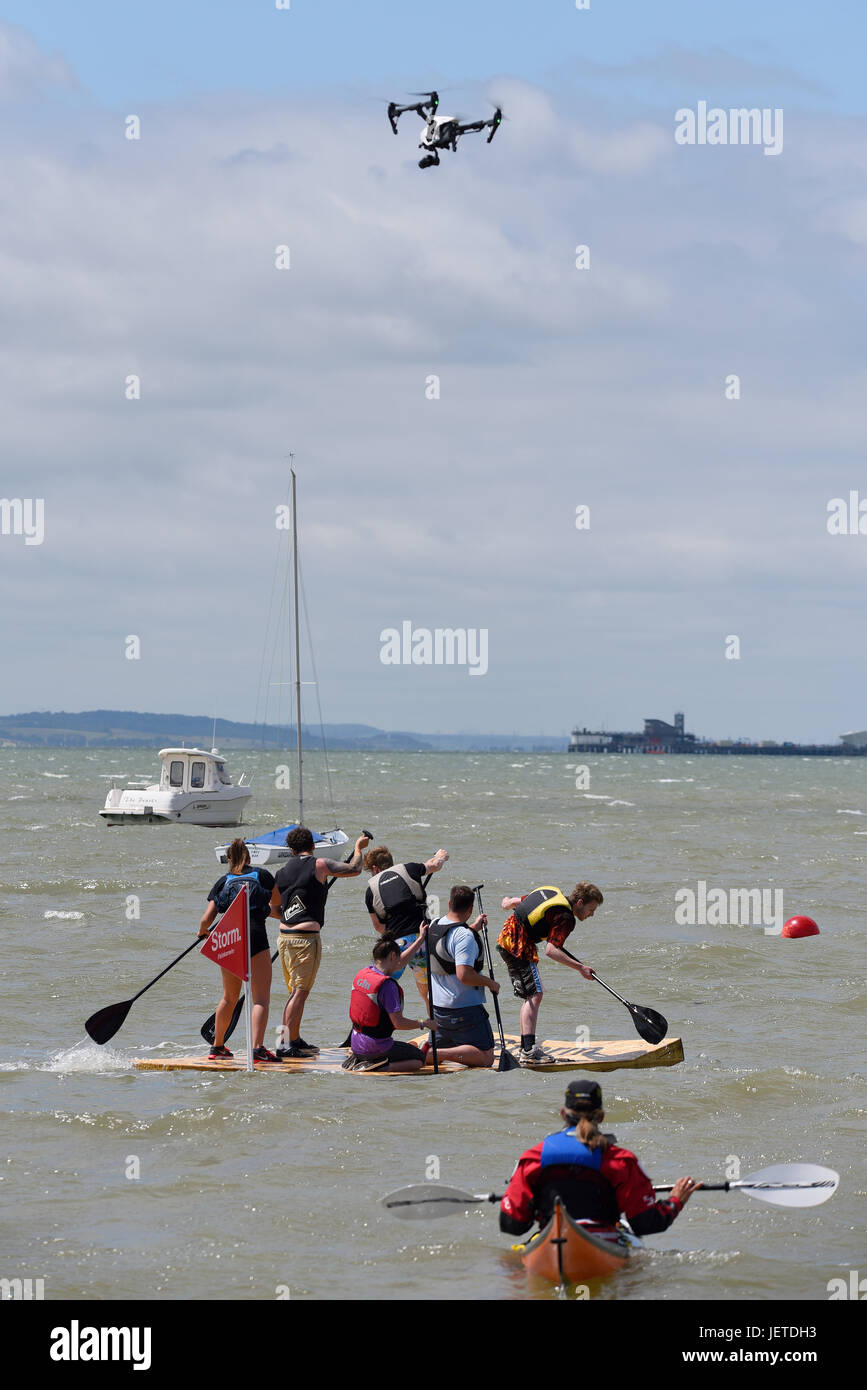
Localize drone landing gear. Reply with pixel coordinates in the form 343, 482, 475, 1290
418, 151, 440, 169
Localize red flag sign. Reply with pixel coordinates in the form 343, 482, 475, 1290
200, 885, 249, 981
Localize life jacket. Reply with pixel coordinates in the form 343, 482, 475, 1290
513, 886, 574, 943
535, 1128, 620, 1226
213, 870, 270, 918
427, 916, 485, 976
276, 855, 329, 928
368, 864, 426, 928
349, 966, 403, 1039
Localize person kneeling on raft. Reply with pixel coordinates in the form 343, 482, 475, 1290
344, 932, 436, 1073
427, 884, 499, 1069
499, 1079, 699, 1238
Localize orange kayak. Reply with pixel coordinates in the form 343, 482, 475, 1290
517, 1200, 636, 1284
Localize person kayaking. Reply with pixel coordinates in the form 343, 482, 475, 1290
499, 1078, 699, 1238
364, 845, 449, 1008
497, 883, 602, 1066
199, 838, 281, 1063
427, 884, 499, 1068
342, 934, 436, 1072
270, 827, 370, 1060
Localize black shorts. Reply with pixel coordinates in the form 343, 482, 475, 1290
250, 920, 271, 958
432, 1004, 495, 1051
346, 1039, 425, 1070
497, 946, 543, 1001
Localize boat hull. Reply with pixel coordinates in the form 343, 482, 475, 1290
101, 788, 252, 828
518, 1202, 634, 1284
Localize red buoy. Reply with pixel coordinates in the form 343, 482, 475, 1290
781, 915, 820, 939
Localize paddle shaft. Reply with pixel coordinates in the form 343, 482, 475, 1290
127, 936, 203, 1006
652, 1181, 835, 1193
473, 885, 510, 1052
421, 872, 438, 1074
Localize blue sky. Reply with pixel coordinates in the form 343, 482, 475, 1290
2, 0, 865, 111
1, 4, 866, 742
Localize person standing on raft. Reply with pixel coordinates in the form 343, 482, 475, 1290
364, 845, 449, 1009
199, 839, 280, 1063
270, 827, 370, 1060
499, 1078, 699, 1238
497, 883, 602, 1066
427, 884, 500, 1068
343, 933, 436, 1072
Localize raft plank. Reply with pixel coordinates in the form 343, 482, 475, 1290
409, 1033, 685, 1071
133, 1049, 466, 1076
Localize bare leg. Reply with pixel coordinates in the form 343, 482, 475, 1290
213, 969, 242, 1046
428, 1045, 494, 1068
520, 992, 543, 1038
384, 1058, 424, 1072
250, 950, 272, 1049
284, 986, 310, 1040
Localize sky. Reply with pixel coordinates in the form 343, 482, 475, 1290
1, 2, 866, 741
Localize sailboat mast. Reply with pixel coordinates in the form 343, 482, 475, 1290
291, 464, 303, 826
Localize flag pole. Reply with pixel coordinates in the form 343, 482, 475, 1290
244, 886, 253, 1072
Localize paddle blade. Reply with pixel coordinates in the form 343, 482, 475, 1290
85, 999, 133, 1045
631, 1005, 668, 1045
381, 1184, 488, 1220
736, 1164, 840, 1207
497, 1047, 520, 1072
200, 1013, 217, 1045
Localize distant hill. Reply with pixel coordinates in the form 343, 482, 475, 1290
0, 710, 566, 753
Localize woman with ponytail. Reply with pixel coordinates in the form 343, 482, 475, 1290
199, 838, 279, 1062
499, 1079, 699, 1237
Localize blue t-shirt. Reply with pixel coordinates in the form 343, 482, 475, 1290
430, 921, 485, 1009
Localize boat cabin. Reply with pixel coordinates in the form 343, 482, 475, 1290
157, 748, 239, 794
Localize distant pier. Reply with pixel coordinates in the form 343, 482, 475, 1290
569, 712, 866, 757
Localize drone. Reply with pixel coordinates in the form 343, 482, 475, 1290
387, 90, 503, 169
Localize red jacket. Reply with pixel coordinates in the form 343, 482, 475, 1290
500, 1139, 683, 1237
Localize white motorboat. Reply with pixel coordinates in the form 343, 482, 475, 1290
100, 747, 252, 827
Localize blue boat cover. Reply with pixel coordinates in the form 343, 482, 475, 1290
246, 824, 344, 847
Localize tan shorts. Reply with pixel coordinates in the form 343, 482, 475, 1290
278, 932, 322, 993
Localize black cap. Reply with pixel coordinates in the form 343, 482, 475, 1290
565, 1079, 603, 1111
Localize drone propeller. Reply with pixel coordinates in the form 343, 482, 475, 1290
487, 105, 504, 143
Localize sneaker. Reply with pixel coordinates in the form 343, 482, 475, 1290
341, 1052, 389, 1072
294, 1036, 320, 1053
252, 1046, 277, 1063
209, 1044, 233, 1060
517, 1044, 556, 1066
276, 1040, 318, 1060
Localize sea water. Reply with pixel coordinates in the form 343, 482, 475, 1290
0, 748, 863, 1301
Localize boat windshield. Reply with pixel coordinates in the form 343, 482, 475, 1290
190, 761, 206, 789
169, 760, 184, 788
215, 762, 232, 785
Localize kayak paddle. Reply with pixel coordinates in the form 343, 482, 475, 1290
382, 1164, 839, 1219
203, 830, 373, 1045
473, 885, 519, 1072
383, 1184, 501, 1219
654, 1163, 839, 1208
86, 936, 202, 1045
589, 971, 668, 1045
